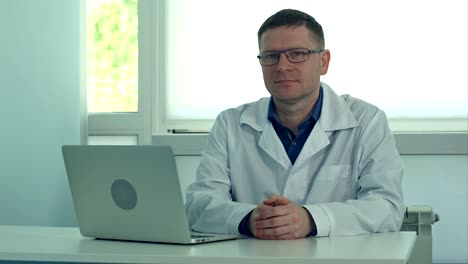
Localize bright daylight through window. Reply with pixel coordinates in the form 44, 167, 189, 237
86, 0, 138, 113
165, 0, 467, 132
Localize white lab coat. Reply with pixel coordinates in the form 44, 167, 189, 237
185, 83, 405, 237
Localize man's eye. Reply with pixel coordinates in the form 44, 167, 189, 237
290, 51, 307, 57
264, 53, 279, 59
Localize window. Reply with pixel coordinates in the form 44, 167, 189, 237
85, 0, 467, 153
163, 0, 467, 132
86, 0, 138, 113
86, 0, 151, 144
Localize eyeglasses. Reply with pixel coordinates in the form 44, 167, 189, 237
257, 48, 323, 66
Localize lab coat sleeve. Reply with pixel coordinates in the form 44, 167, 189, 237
304, 110, 405, 237
185, 113, 256, 235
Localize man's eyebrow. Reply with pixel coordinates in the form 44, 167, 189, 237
260, 49, 279, 53
260, 47, 306, 53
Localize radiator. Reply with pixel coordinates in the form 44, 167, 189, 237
401, 205, 440, 264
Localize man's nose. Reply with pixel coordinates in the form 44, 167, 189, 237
276, 53, 293, 70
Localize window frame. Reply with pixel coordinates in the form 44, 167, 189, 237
87, 0, 155, 145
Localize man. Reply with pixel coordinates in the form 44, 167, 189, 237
185, 9, 404, 239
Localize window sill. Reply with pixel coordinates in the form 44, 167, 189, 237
152, 132, 468, 156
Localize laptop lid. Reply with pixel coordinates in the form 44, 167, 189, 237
62, 145, 240, 244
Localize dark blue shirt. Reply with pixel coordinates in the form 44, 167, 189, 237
238, 87, 323, 236
267, 87, 323, 164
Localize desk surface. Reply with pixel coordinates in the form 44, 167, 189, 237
0, 225, 416, 264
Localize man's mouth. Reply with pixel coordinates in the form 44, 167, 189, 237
274, 79, 297, 84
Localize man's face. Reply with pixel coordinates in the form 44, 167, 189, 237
259, 25, 330, 105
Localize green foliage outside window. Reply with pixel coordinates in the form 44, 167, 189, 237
87, 0, 138, 112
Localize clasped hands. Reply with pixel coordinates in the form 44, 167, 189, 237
248, 195, 316, 240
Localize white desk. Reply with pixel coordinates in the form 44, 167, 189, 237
0, 225, 416, 264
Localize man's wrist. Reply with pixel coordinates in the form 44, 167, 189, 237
238, 210, 254, 236
302, 206, 317, 236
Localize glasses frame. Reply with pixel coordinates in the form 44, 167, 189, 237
257, 48, 323, 66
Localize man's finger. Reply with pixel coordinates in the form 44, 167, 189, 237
254, 204, 288, 220
263, 195, 289, 206
255, 224, 290, 238
254, 214, 289, 229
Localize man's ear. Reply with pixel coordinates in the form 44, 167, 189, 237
320, 49, 331, 75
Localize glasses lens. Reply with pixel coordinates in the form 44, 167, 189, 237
286, 48, 309, 63
259, 52, 279, 66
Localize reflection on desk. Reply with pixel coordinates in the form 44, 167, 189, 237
0, 225, 416, 264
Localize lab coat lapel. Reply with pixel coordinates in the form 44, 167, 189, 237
293, 121, 331, 167
293, 83, 359, 168
258, 124, 291, 169
240, 97, 291, 169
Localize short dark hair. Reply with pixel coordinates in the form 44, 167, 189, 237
258, 9, 325, 49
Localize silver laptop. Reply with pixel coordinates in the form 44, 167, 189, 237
62, 145, 242, 244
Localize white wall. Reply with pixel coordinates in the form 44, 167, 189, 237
0, 0, 81, 227
175, 155, 468, 264
401, 155, 468, 263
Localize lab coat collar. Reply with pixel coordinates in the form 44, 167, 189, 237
238, 97, 270, 132
319, 82, 358, 131
239, 82, 358, 169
